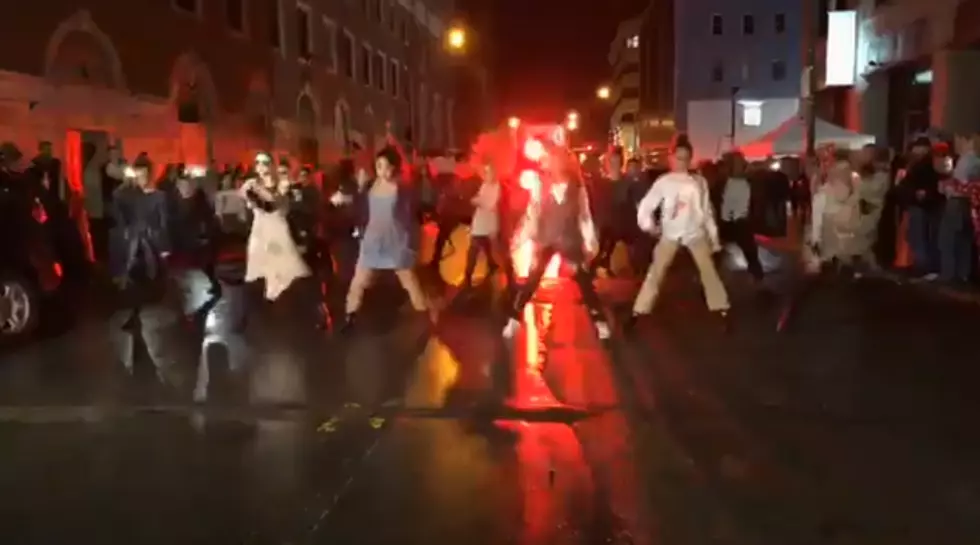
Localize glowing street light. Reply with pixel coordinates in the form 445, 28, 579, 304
447, 27, 466, 51
564, 110, 579, 131
507, 116, 520, 129
596, 86, 610, 100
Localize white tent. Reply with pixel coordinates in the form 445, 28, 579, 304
739, 115, 875, 159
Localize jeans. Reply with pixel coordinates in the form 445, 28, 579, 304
938, 198, 975, 282
907, 206, 939, 274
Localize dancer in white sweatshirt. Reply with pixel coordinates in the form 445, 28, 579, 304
628, 135, 730, 329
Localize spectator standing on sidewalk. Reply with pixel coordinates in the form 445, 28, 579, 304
899, 137, 942, 279
854, 144, 891, 272
938, 132, 979, 285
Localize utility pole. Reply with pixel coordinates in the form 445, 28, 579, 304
804, 0, 820, 156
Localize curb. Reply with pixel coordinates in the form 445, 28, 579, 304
876, 271, 980, 306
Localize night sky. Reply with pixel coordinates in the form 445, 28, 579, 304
477, 0, 648, 137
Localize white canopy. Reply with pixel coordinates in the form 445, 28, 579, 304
739, 115, 875, 159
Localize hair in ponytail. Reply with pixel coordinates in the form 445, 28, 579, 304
671, 133, 693, 156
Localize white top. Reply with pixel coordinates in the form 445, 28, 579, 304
215, 189, 247, 220
637, 171, 719, 247
470, 181, 500, 236
720, 177, 751, 221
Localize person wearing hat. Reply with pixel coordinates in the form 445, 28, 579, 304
939, 132, 980, 283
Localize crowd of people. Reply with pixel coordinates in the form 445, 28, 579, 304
3, 126, 978, 373
799, 134, 980, 285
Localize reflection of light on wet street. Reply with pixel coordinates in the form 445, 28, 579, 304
249, 350, 306, 405
495, 420, 594, 544
509, 303, 559, 409
403, 338, 460, 408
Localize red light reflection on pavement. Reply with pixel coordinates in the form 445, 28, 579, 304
496, 419, 595, 545
500, 287, 654, 544
507, 302, 559, 409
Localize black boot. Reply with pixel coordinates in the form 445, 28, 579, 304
715, 310, 731, 333
339, 313, 356, 333
623, 312, 641, 333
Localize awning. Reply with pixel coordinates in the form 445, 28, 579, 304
739, 115, 875, 159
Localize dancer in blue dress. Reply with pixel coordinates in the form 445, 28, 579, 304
341, 147, 428, 331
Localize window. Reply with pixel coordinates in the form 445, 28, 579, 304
361, 43, 372, 85
174, 0, 199, 14
626, 35, 639, 48
390, 59, 400, 98
297, 4, 312, 59
389, 2, 398, 32
400, 16, 408, 43
711, 14, 723, 35
340, 30, 355, 77
402, 66, 410, 101
741, 62, 749, 80
226, 0, 245, 32
774, 13, 786, 33
741, 101, 762, 126
269, 0, 282, 49
375, 51, 386, 91
378, 0, 386, 24
742, 15, 754, 35
711, 61, 724, 82
771, 60, 786, 80
323, 18, 338, 72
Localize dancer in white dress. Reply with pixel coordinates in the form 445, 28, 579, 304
242, 152, 310, 300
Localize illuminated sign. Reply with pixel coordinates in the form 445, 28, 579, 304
825, 11, 857, 86
739, 100, 763, 126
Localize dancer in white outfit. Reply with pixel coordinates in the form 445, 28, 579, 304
242, 152, 310, 300
628, 135, 730, 330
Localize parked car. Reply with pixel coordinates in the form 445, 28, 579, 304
0, 176, 64, 343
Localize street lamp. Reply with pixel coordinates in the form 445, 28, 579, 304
447, 26, 466, 51
507, 116, 520, 129
564, 110, 579, 132
596, 86, 610, 100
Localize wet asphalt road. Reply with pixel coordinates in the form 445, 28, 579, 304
1, 237, 980, 545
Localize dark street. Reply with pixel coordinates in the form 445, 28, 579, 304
1, 243, 979, 545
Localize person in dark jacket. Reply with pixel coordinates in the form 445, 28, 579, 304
901, 137, 942, 277
111, 155, 172, 351
23, 141, 89, 283
170, 176, 221, 295
590, 150, 649, 277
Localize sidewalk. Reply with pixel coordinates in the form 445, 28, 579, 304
758, 218, 980, 306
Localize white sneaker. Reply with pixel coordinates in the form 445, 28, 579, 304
595, 320, 610, 340
502, 318, 520, 338
921, 273, 939, 281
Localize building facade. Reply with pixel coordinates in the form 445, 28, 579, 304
637, 0, 676, 151
608, 17, 641, 153
0, 0, 458, 178
819, 0, 980, 150
674, 0, 805, 159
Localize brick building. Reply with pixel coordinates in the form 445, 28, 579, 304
0, 0, 458, 176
